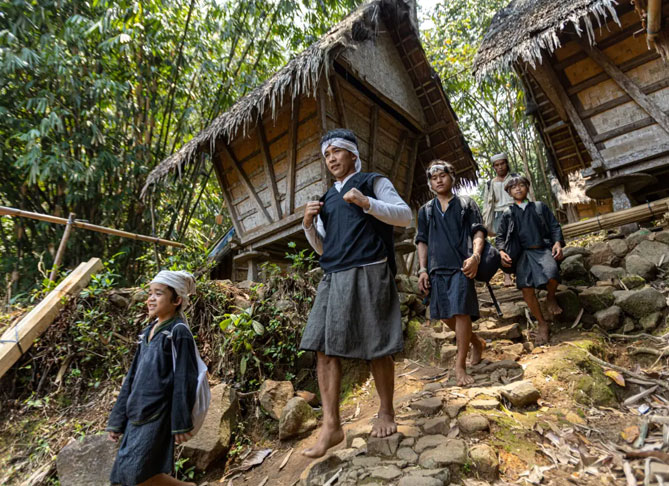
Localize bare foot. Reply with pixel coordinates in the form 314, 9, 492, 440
455, 366, 475, 386
533, 322, 550, 346
370, 412, 397, 438
302, 424, 344, 458
546, 297, 562, 316
469, 335, 486, 366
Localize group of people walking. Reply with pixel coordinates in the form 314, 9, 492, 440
105, 128, 566, 484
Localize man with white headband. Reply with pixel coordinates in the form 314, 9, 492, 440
301, 128, 412, 458
482, 153, 522, 287
107, 270, 199, 486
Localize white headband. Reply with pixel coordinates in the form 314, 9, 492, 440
490, 153, 508, 163
321, 138, 361, 173
427, 164, 448, 177
150, 270, 196, 308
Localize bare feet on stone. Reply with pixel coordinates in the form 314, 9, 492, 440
470, 335, 486, 366
533, 322, 550, 346
302, 424, 344, 458
370, 412, 397, 438
455, 366, 475, 386
546, 297, 562, 316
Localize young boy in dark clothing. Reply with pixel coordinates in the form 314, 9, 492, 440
415, 160, 487, 386
495, 176, 565, 345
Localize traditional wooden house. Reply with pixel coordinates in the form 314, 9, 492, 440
145, 0, 476, 280
473, 0, 669, 224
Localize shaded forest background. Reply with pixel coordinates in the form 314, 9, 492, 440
0, 0, 556, 300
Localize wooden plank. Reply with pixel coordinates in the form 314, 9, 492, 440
583, 141, 669, 175
256, 122, 283, 220
287, 96, 301, 214
0, 258, 103, 379
567, 51, 660, 95
404, 137, 420, 200
580, 78, 669, 119
214, 155, 245, 237
368, 105, 379, 172
529, 64, 569, 121
221, 143, 274, 225
390, 130, 408, 182
317, 83, 332, 190
240, 211, 304, 246
331, 75, 349, 129
593, 115, 660, 143
578, 39, 669, 135
531, 61, 606, 171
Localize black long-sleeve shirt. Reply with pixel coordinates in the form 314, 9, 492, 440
495, 201, 565, 253
415, 195, 487, 274
107, 317, 198, 435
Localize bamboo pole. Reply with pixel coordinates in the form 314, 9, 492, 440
562, 197, 669, 239
0, 206, 185, 248
49, 212, 76, 282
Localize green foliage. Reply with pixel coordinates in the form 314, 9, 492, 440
284, 241, 317, 272
0, 0, 361, 300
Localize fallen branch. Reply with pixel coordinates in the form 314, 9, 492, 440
562, 343, 669, 392
629, 347, 669, 358
623, 386, 658, 407
609, 333, 667, 345
626, 450, 669, 463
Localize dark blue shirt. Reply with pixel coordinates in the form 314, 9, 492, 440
415, 196, 487, 275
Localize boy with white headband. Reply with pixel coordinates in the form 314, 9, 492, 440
416, 160, 487, 386
301, 128, 412, 458
107, 270, 199, 486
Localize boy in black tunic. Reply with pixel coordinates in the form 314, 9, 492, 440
415, 161, 487, 386
495, 176, 565, 345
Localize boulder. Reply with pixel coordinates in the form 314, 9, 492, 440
109, 293, 130, 309
182, 383, 238, 470
299, 454, 343, 486
440, 345, 458, 364
57, 435, 118, 486
423, 416, 449, 435
640, 312, 662, 331
587, 242, 619, 268
562, 246, 591, 259
468, 398, 500, 410
626, 229, 652, 249
397, 447, 419, 463
501, 380, 541, 407
415, 434, 448, 453
367, 432, 403, 456
561, 255, 590, 281
622, 317, 636, 333
410, 397, 443, 415
629, 240, 669, 272
555, 289, 581, 322
296, 390, 319, 406
279, 397, 317, 440
477, 323, 521, 341
590, 265, 626, 281
615, 287, 666, 318
369, 464, 403, 481
594, 306, 622, 331
469, 444, 499, 480
624, 254, 657, 281
607, 238, 629, 258
259, 380, 294, 420
579, 286, 615, 313
620, 274, 646, 289
654, 230, 669, 245
418, 439, 467, 468
457, 414, 490, 434
444, 399, 467, 418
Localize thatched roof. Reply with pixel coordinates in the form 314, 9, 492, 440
143, 0, 475, 202
473, 0, 620, 80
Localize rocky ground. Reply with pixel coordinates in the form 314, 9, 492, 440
15, 227, 669, 485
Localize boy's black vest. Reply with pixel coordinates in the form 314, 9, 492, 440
318, 172, 396, 275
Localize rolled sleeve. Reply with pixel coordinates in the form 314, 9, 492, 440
415, 206, 429, 244
303, 216, 325, 255
467, 199, 488, 238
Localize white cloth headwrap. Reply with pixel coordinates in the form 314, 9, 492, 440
490, 153, 508, 163
150, 270, 196, 307
321, 138, 361, 173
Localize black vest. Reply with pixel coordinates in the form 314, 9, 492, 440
318, 172, 396, 275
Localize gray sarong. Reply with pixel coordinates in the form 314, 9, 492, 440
300, 262, 403, 360
516, 248, 560, 290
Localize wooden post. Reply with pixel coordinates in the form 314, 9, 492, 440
287, 97, 301, 214
368, 105, 379, 172
257, 122, 283, 220
49, 213, 76, 281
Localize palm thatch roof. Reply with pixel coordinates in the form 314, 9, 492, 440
143, 0, 475, 203
473, 0, 620, 80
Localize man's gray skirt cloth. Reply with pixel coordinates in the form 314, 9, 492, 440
300, 262, 403, 360
515, 248, 560, 290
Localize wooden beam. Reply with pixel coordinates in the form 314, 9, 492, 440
256, 122, 283, 220
331, 75, 349, 129
368, 105, 379, 172
529, 64, 568, 121
404, 137, 420, 200
583, 141, 669, 175
580, 77, 669, 119
213, 155, 245, 237
578, 39, 669, 136
390, 130, 408, 182
317, 82, 332, 190
220, 143, 274, 224
0, 258, 103, 379
531, 61, 606, 171
287, 96, 302, 214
